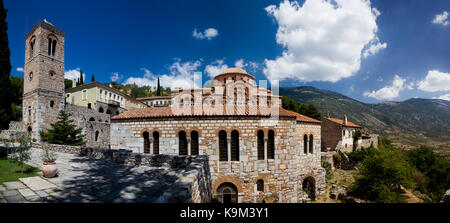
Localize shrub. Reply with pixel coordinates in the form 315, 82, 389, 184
322, 161, 332, 182
40, 147, 57, 163
9, 133, 32, 173
40, 110, 86, 146
347, 146, 376, 165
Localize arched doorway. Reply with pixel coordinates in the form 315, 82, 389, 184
216, 182, 238, 203
27, 126, 32, 133
302, 176, 316, 200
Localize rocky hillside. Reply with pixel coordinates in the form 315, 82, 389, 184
280, 87, 450, 154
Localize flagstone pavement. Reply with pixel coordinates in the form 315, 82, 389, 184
1, 148, 183, 203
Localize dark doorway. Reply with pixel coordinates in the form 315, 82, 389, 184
302, 176, 316, 200
216, 182, 238, 203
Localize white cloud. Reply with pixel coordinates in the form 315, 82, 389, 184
110, 72, 123, 82
124, 60, 203, 89
363, 40, 387, 58
64, 68, 85, 82
434, 93, 450, 101
16, 67, 24, 72
192, 28, 219, 40
234, 59, 246, 68
263, 0, 383, 83
432, 11, 449, 26
204, 59, 228, 78
417, 70, 450, 92
364, 75, 407, 100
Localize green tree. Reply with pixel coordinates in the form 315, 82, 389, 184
64, 79, 73, 89
10, 76, 23, 120
407, 146, 450, 202
91, 74, 95, 82
281, 96, 322, 120
156, 76, 162, 96
9, 133, 32, 173
0, 0, 12, 129
79, 70, 84, 85
40, 110, 86, 146
348, 142, 416, 203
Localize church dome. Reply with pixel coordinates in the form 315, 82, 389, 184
213, 67, 255, 83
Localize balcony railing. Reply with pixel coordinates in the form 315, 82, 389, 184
107, 100, 120, 107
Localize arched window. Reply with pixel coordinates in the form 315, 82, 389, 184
30, 38, 35, 58
304, 135, 308, 154
143, 131, 150, 154
49, 71, 55, 77
309, 135, 314, 154
89, 117, 95, 122
219, 130, 227, 161
99, 107, 104, 113
245, 87, 249, 104
95, 131, 99, 142
27, 126, 32, 133
257, 130, 264, 160
106, 109, 111, 114
48, 38, 52, 56
153, 131, 159, 154
256, 179, 264, 192
52, 40, 57, 56
234, 87, 238, 104
268, 130, 275, 159
179, 131, 188, 155
29, 72, 33, 80
50, 100, 54, 108
231, 130, 239, 161
216, 182, 238, 203
191, 131, 199, 155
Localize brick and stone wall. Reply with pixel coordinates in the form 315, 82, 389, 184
0, 121, 25, 140
111, 116, 325, 203
30, 142, 211, 203
65, 104, 111, 148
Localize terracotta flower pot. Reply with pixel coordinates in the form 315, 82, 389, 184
42, 162, 57, 178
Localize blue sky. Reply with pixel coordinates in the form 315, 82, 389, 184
4, 0, 450, 103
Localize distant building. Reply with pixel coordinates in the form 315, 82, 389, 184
65, 81, 148, 116
321, 116, 361, 152
136, 96, 172, 107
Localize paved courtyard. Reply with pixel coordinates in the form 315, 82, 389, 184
1, 148, 185, 203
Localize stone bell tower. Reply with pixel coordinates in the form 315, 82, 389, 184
22, 20, 65, 140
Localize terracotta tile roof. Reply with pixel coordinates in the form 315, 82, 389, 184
326, 118, 361, 128
111, 105, 320, 123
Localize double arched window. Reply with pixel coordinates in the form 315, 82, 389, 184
303, 134, 314, 154
48, 37, 57, 56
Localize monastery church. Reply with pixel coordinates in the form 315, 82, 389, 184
3, 20, 335, 203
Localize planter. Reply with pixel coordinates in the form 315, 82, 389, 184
42, 162, 57, 178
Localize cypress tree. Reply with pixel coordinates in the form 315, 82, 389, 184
80, 70, 84, 84
0, 0, 12, 129
156, 76, 162, 96
91, 74, 95, 82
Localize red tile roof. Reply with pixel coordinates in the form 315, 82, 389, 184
111, 105, 320, 123
326, 118, 361, 128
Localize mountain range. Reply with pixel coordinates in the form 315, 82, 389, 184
279, 86, 450, 156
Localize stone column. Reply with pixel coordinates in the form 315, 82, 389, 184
264, 138, 268, 170
150, 138, 153, 154
187, 139, 191, 155
227, 138, 231, 171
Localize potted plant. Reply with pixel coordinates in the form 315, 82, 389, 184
40, 147, 58, 178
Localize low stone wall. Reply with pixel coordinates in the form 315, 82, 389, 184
321, 151, 335, 170
31, 142, 212, 203
0, 121, 26, 140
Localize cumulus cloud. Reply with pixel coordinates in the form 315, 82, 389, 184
263, 0, 383, 83
432, 11, 449, 26
417, 70, 450, 92
234, 59, 246, 68
364, 75, 407, 100
16, 67, 24, 72
434, 93, 450, 101
363, 40, 387, 58
192, 28, 219, 40
64, 68, 85, 81
234, 59, 259, 73
204, 59, 228, 78
124, 60, 202, 89
110, 72, 123, 82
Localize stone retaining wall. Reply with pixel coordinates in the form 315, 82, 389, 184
30, 142, 212, 203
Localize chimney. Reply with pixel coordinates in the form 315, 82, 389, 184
344, 115, 348, 126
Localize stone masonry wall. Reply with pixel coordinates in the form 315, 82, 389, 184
31, 142, 211, 203
111, 116, 325, 203
65, 104, 110, 148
